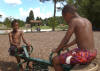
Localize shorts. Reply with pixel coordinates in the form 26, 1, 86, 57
8, 46, 23, 56
59, 48, 97, 65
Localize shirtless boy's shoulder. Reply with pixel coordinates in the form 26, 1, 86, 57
9, 30, 23, 36
9, 31, 13, 36
17, 30, 24, 36
69, 17, 82, 28
20, 31, 24, 35
71, 17, 84, 24
71, 17, 91, 28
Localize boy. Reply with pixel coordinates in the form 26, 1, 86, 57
52, 5, 97, 71
9, 19, 31, 71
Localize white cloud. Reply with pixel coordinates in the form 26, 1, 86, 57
0, 11, 7, 22
56, 3, 61, 8
56, 2, 64, 8
40, 2, 43, 5
19, 7, 53, 21
4, 0, 22, 5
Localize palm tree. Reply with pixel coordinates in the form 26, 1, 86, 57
0, 15, 2, 18
53, 0, 57, 31
0, 15, 2, 22
40, 0, 65, 31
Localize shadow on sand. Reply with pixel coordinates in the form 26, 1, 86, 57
0, 60, 17, 71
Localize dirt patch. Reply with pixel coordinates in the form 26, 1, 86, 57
0, 31, 100, 71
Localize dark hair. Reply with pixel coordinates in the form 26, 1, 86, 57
11, 19, 18, 27
62, 4, 77, 15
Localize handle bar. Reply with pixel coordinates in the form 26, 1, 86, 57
49, 48, 69, 65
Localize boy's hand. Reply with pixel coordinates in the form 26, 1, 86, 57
62, 45, 68, 51
62, 47, 66, 51
52, 48, 58, 53
27, 42, 31, 47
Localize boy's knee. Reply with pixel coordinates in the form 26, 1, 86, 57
26, 46, 30, 51
52, 56, 60, 64
16, 56, 21, 63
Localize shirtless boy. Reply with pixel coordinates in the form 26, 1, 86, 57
52, 5, 97, 71
9, 19, 31, 71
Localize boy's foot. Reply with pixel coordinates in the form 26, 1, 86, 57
29, 62, 34, 69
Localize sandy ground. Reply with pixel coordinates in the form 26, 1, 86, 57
0, 31, 100, 71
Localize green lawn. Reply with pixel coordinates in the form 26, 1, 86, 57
0, 24, 2, 27
0, 25, 68, 30
40, 26, 51, 29
56, 25, 68, 30
0, 24, 11, 30
32, 26, 51, 30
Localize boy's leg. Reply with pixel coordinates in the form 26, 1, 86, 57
52, 49, 75, 71
27, 46, 30, 52
26, 46, 33, 69
15, 56, 24, 71
52, 56, 64, 71
26, 46, 30, 55
72, 49, 97, 64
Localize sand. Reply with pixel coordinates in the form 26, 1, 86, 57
0, 31, 100, 71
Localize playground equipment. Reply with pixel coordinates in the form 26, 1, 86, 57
15, 45, 98, 71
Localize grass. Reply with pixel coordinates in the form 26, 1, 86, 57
56, 25, 68, 30
40, 26, 51, 29
32, 26, 51, 29
0, 28, 11, 30
0, 25, 68, 30
0, 24, 11, 30
20, 26, 51, 30
0, 24, 2, 27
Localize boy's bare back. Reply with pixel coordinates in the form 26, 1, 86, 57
71, 17, 94, 50
52, 5, 97, 71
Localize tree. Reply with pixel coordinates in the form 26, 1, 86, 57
57, 0, 100, 29
29, 10, 34, 20
48, 17, 59, 28
17, 19, 25, 27
26, 17, 30, 23
0, 15, 2, 23
3, 17, 11, 28
77, 0, 100, 29
0, 15, 2, 18
3, 17, 25, 28
26, 10, 34, 23
26, 10, 34, 32
40, 0, 65, 31
56, 16, 66, 24
43, 18, 48, 26
36, 17, 40, 20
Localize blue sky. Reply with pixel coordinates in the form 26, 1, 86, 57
0, 0, 66, 21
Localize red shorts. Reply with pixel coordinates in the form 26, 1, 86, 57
59, 48, 97, 65
8, 46, 24, 56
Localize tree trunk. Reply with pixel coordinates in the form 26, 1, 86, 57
31, 24, 32, 32
52, 0, 56, 31
0, 15, 2, 18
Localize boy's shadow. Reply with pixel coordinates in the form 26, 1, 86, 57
0, 60, 17, 71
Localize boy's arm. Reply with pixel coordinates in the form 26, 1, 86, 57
54, 23, 75, 53
21, 31, 30, 46
63, 39, 76, 50
9, 33, 18, 46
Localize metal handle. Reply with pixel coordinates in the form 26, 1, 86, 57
49, 48, 69, 65
49, 52, 54, 65
29, 45, 33, 54
22, 45, 33, 57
